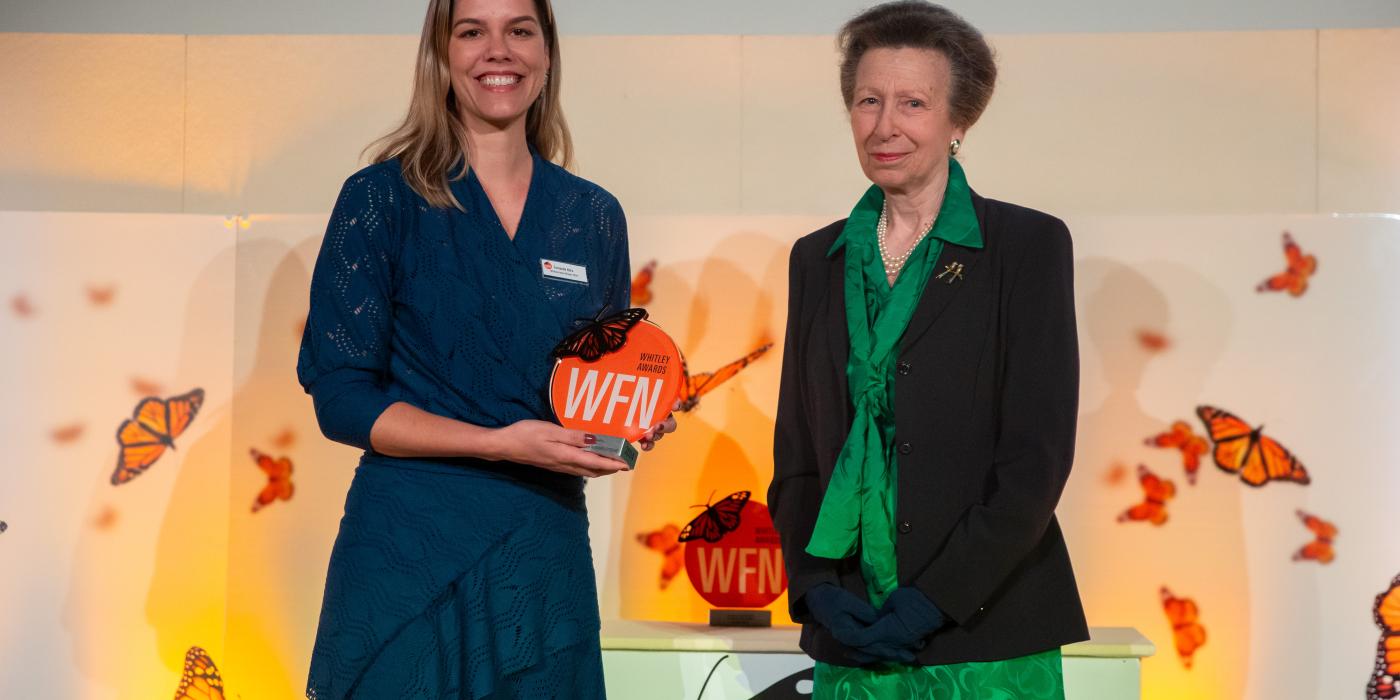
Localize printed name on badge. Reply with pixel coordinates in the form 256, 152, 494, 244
541, 259, 589, 285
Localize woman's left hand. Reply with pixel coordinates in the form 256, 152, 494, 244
638, 402, 680, 451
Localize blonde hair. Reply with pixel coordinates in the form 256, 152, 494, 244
366, 0, 573, 209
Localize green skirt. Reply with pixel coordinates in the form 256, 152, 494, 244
813, 648, 1064, 700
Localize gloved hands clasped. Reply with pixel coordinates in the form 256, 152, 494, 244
804, 584, 947, 665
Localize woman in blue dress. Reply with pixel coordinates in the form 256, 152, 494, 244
297, 0, 675, 697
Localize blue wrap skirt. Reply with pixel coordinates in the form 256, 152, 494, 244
306, 458, 605, 699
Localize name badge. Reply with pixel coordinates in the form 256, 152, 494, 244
541, 259, 588, 285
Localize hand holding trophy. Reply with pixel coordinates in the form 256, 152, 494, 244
549, 308, 684, 469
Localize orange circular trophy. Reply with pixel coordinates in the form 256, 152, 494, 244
548, 308, 684, 468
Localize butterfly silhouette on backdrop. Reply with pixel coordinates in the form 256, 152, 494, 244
635, 523, 685, 590
1292, 509, 1338, 564
1369, 573, 1400, 700
553, 307, 648, 363
677, 344, 772, 413
1196, 405, 1310, 487
679, 491, 751, 544
1161, 586, 1207, 669
1116, 465, 1175, 526
1256, 231, 1317, 297
111, 388, 205, 486
1144, 421, 1209, 485
250, 448, 295, 513
172, 646, 225, 700
631, 260, 657, 306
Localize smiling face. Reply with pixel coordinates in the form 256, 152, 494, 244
849, 47, 965, 196
447, 0, 550, 131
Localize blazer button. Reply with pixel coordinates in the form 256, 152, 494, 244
899, 521, 913, 534
897, 361, 911, 376
898, 442, 912, 455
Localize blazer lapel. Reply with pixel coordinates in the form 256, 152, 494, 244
898, 193, 990, 354
823, 248, 851, 428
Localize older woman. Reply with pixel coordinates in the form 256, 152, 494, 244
297, 0, 674, 697
768, 1, 1087, 697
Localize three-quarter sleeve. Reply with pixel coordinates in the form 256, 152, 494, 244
296, 168, 403, 451
914, 219, 1079, 625
768, 242, 840, 622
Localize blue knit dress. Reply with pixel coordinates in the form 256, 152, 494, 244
298, 151, 629, 699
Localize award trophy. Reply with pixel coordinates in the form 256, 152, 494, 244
548, 308, 684, 469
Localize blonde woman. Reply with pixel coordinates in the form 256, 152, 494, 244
298, 0, 673, 697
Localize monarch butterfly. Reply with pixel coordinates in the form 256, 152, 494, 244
51, 423, 84, 444
1161, 586, 1207, 669
250, 448, 294, 513
1257, 231, 1316, 297
86, 284, 116, 306
172, 646, 225, 700
1369, 573, 1400, 699
1292, 509, 1337, 564
1137, 329, 1170, 352
631, 260, 657, 306
552, 307, 648, 363
679, 491, 751, 543
1196, 405, 1310, 487
1144, 421, 1209, 485
677, 344, 773, 413
111, 389, 205, 486
636, 523, 684, 589
1116, 465, 1175, 526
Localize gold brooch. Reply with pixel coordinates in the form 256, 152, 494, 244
936, 261, 965, 284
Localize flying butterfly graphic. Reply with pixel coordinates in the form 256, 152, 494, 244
636, 523, 685, 589
1145, 421, 1209, 485
1161, 586, 1207, 669
250, 448, 295, 513
1196, 405, 1310, 487
552, 307, 648, 363
631, 260, 657, 306
172, 646, 225, 700
111, 389, 205, 486
1292, 509, 1337, 564
1369, 573, 1400, 700
1116, 465, 1175, 526
1257, 231, 1317, 297
679, 491, 751, 544
677, 344, 772, 412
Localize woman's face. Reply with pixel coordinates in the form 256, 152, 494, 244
849, 47, 965, 197
448, 0, 549, 130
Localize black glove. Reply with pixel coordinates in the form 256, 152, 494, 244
803, 584, 878, 648
843, 587, 947, 663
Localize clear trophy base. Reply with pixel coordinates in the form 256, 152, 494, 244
708, 609, 772, 627
585, 434, 639, 469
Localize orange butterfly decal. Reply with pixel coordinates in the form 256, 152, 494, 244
173, 646, 225, 700
1137, 329, 1170, 352
1117, 465, 1175, 526
250, 448, 295, 513
1161, 586, 1207, 669
51, 423, 85, 444
111, 389, 205, 486
1292, 509, 1337, 564
677, 343, 772, 412
631, 260, 657, 306
86, 284, 116, 306
1196, 405, 1310, 487
636, 523, 685, 590
1145, 421, 1209, 485
11, 294, 34, 318
1370, 573, 1400, 699
1256, 231, 1316, 297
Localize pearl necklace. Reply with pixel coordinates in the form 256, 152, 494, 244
876, 200, 935, 278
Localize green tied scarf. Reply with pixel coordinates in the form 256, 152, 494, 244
805, 158, 983, 607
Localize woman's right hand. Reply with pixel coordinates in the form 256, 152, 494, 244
488, 420, 630, 478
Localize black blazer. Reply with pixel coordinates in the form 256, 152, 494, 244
768, 191, 1089, 666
